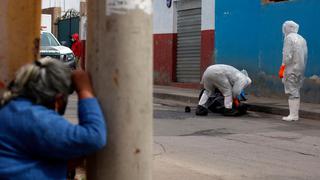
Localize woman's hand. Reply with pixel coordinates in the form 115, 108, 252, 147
72, 70, 94, 99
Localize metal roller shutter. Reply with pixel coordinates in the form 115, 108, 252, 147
176, 0, 201, 83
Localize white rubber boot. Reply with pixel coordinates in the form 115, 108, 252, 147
224, 95, 233, 109
282, 99, 300, 121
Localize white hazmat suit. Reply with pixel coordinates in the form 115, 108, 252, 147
281, 20, 308, 121
199, 64, 252, 110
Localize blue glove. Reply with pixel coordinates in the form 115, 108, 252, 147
237, 90, 247, 101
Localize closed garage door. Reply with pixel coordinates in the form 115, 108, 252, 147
176, 0, 201, 83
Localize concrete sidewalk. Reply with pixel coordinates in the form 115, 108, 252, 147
153, 85, 320, 120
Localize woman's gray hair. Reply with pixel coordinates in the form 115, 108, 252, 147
1, 57, 73, 107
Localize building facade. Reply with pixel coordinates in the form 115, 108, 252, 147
215, 0, 320, 103
154, 0, 320, 103
42, 0, 82, 15
153, 0, 215, 87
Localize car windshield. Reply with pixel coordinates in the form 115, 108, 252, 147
41, 32, 60, 46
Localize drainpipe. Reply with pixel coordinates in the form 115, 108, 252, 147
0, 1, 41, 85
86, 0, 153, 180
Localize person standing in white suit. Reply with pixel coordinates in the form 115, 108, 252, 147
279, 20, 308, 121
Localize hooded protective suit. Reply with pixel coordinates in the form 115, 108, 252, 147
198, 64, 252, 109
282, 21, 308, 98
281, 20, 308, 121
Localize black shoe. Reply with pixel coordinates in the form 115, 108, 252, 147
237, 103, 248, 115
185, 106, 191, 113
223, 108, 238, 116
196, 105, 208, 116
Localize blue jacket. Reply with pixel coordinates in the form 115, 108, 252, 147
0, 98, 107, 179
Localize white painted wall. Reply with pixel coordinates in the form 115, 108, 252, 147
42, 0, 81, 14
41, 14, 52, 33
153, 0, 177, 34
154, 0, 214, 34
201, 0, 215, 30
80, 16, 87, 40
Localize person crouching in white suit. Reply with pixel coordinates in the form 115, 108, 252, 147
196, 64, 252, 116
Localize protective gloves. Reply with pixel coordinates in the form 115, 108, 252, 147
279, 64, 285, 79
233, 98, 240, 108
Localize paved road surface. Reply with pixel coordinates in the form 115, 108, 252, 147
153, 98, 320, 180
64, 95, 320, 180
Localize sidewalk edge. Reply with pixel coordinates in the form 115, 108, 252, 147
153, 92, 320, 120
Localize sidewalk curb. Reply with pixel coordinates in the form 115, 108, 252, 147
154, 92, 320, 120
154, 92, 198, 104
247, 104, 320, 120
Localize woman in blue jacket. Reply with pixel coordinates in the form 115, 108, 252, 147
0, 57, 107, 179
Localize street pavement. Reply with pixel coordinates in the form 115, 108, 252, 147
154, 85, 320, 120
64, 95, 320, 180
153, 98, 320, 180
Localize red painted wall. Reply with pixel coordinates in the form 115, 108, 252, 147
200, 30, 215, 76
153, 30, 214, 88
81, 40, 86, 70
153, 33, 177, 84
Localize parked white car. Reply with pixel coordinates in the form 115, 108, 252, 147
40, 31, 76, 69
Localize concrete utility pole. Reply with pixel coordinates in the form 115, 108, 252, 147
86, 0, 153, 180
0, 1, 41, 84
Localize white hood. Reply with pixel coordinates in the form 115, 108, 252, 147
282, 20, 299, 37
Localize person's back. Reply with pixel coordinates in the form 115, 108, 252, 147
202, 64, 250, 95
0, 57, 107, 179
203, 64, 245, 82
285, 33, 307, 76
0, 100, 67, 179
